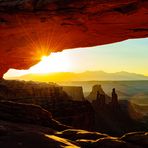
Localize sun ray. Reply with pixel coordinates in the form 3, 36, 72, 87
27, 51, 71, 74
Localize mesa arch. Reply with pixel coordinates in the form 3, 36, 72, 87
0, 0, 148, 78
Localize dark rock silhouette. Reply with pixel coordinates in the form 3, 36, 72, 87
111, 88, 119, 107
0, 80, 94, 130
89, 85, 119, 109
56, 129, 108, 141
43, 99, 94, 130
62, 86, 85, 101
0, 103, 147, 148
1, 119, 147, 148
96, 92, 106, 107
0, 131, 80, 148
0, 100, 69, 131
0, 119, 79, 148
89, 85, 147, 136
0, 80, 147, 147
76, 136, 143, 148
86, 85, 111, 103
121, 132, 148, 147
0, 81, 147, 135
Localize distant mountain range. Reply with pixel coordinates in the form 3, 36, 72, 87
7, 71, 148, 82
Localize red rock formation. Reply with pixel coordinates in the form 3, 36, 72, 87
0, 0, 148, 77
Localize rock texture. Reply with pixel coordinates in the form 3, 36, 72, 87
1, 80, 146, 134
0, 132, 80, 148
0, 0, 148, 77
0, 79, 70, 103
0, 79, 94, 130
0, 100, 69, 131
62, 86, 85, 101
46, 100, 94, 130
121, 132, 148, 147
56, 129, 148, 148
1, 120, 147, 148
0, 120, 80, 148
0, 117, 148, 148
0, 100, 147, 147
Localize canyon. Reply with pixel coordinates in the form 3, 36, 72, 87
0, 98, 148, 148
0, 79, 94, 130
0, 1, 148, 147
0, 79, 147, 136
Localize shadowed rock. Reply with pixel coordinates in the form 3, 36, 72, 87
0, 100, 69, 131
62, 86, 85, 101
56, 129, 147, 148
121, 132, 148, 147
0, 101, 147, 148
86, 85, 111, 103
89, 85, 147, 136
0, 131, 80, 148
56, 129, 108, 141
111, 88, 118, 107
76, 137, 141, 148
0, 79, 94, 130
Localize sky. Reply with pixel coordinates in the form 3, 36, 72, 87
4, 38, 148, 78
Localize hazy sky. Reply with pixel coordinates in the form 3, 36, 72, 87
4, 38, 148, 78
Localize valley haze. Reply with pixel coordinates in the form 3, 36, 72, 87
5, 71, 148, 105
5, 71, 148, 82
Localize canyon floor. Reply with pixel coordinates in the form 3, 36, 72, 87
0, 79, 148, 147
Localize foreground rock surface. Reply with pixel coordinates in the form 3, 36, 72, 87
0, 0, 148, 77
0, 100, 147, 147
0, 120, 79, 148
0, 100, 69, 131
0, 119, 147, 148
121, 132, 148, 147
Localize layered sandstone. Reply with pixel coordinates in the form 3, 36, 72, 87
0, 79, 94, 129
62, 86, 85, 101
0, 0, 148, 77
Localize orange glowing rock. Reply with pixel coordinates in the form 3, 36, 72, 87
0, 0, 148, 77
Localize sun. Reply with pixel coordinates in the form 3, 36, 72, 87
4, 50, 72, 78
28, 52, 71, 74
41, 56, 48, 61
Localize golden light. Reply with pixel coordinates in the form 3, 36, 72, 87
28, 52, 71, 74
41, 56, 48, 61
